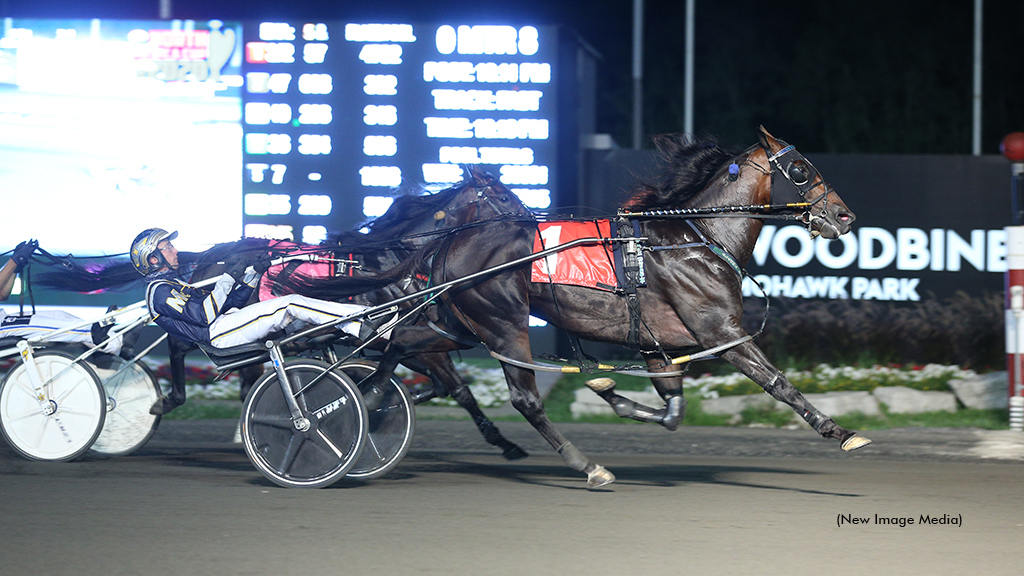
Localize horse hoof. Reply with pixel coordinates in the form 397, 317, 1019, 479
585, 377, 616, 392
587, 465, 615, 489
841, 435, 872, 451
149, 396, 183, 416
502, 446, 529, 461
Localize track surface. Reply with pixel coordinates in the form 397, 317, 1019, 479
2, 419, 1021, 576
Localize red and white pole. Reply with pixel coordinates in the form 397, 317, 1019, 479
1006, 229, 1024, 431
1002, 132, 1024, 431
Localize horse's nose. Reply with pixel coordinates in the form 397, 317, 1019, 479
836, 209, 855, 226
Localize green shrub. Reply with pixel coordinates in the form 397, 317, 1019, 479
742, 291, 1004, 370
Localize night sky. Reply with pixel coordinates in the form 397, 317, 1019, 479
3, 0, 1022, 153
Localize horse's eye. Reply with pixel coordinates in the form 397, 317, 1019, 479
788, 163, 810, 185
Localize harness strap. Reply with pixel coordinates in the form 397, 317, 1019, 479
269, 260, 305, 298
614, 218, 647, 349
680, 220, 744, 276
426, 320, 481, 347
668, 335, 753, 365
646, 221, 772, 341
489, 334, 754, 377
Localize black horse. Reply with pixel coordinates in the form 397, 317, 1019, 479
346, 127, 867, 487
165, 168, 535, 460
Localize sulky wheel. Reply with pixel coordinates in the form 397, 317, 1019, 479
338, 360, 415, 480
87, 355, 162, 457
241, 359, 368, 488
0, 350, 106, 461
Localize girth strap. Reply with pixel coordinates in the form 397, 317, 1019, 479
613, 218, 647, 349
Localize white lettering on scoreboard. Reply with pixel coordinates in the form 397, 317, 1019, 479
243, 21, 337, 242
242, 21, 558, 236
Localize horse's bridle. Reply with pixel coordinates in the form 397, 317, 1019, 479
438, 173, 529, 224
762, 144, 837, 236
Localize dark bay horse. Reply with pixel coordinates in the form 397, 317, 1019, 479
167, 168, 535, 459
412, 127, 865, 487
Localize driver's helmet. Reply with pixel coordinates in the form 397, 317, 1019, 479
130, 228, 177, 276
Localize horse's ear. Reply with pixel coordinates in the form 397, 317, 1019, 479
465, 165, 490, 186
757, 125, 778, 153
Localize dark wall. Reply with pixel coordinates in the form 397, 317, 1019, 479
580, 149, 1016, 301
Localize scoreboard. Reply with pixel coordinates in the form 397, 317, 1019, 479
240, 21, 561, 244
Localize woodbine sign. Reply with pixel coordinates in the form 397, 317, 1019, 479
741, 225, 1007, 301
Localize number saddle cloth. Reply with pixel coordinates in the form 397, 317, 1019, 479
530, 220, 645, 293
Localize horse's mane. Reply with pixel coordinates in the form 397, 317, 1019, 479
185, 238, 276, 273
31, 238, 277, 293
624, 134, 737, 210
31, 257, 143, 293
327, 180, 469, 253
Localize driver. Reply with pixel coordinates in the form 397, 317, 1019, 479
132, 228, 389, 349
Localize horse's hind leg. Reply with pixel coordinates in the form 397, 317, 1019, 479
239, 365, 263, 401
410, 353, 529, 461
583, 354, 687, 430
500, 362, 614, 487
720, 341, 871, 451
151, 337, 190, 415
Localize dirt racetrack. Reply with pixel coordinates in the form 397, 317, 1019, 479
1, 419, 1022, 576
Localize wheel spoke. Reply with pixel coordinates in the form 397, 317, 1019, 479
48, 414, 76, 445
113, 392, 155, 405
58, 405, 101, 418
362, 433, 385, 463
275, 431, 305, 476
250, 412, 293, 430
315, 428, 346, 459
31, 417, 51, 447
51, 375, 87, 404
6, 406, 46, 422
9, 381, 40, 402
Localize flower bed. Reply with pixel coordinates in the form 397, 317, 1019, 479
153, 361, 244, 401
395, 362, 510, 408
145, 359, 977, 409
148, 359, 511, 407
685, 363, 976, 399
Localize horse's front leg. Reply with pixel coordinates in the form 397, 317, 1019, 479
720, 340, 872, 451
151, 336, 190, 415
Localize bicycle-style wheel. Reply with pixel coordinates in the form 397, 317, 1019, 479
340, 360, 415, 480
0, 350, 106, 461
88, 356, 162, 457
241, 359, 368, 488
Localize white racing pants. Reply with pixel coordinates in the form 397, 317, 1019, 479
0, 310, 122, 354
207, 294, 372, 349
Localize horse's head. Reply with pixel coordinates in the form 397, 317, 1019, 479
756, 126, 855, 239
433, 166, 532, 227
